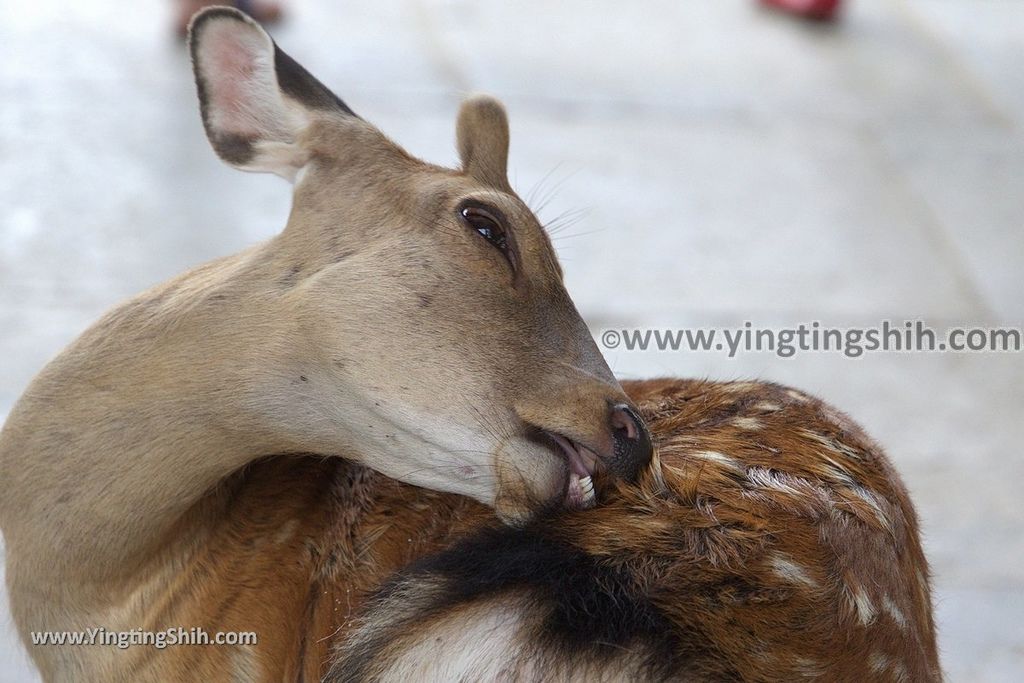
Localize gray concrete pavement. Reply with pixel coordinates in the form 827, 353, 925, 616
1, 0, 1022, 680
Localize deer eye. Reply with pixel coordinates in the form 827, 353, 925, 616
460, 206, 512, 263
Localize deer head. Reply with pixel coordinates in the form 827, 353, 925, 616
188, 8, 651, 523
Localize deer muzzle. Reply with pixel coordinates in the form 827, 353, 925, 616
537, 401, 654, 510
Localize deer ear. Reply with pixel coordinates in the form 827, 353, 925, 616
456, 95, 510, 190
188, 7, 355, 181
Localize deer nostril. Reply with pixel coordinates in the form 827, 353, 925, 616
610, 404, 639, 441
608, 404, 653, 481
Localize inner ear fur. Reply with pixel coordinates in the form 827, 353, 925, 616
456, 95, 511, 191
188, 7, 356, 178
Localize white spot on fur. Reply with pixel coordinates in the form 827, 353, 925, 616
798, 428, 863, 460
769, 553, 819, 589
754, 401, 782, 412
820, 456, 857, 487
746, 467, 808, 499
731, 417, 763, 430
850, 587, 877, 625
847, 485, 894, 534
881, 595, 909, 630
793, 656, 825, 678
273, 518, 299, 544
723, 382, 762, 394
868, 651, 890, 673
867, 651, 910, 682
690, 450, 744, 473
786, 389, 812, 403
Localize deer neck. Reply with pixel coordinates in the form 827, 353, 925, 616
0, 240, 346, 591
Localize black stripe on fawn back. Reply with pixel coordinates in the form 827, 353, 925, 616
334, 521, 694, 681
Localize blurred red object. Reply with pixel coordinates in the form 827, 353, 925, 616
759, 0, 842, 21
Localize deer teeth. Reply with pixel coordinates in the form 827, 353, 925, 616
579, 475, 595, 503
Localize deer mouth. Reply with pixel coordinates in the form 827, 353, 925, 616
546, 433, 599, 510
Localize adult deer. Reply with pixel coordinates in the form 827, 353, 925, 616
0, 8, 939, 682
0, 7, 648, 680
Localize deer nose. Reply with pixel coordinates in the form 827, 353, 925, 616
607, 403, 653, 481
